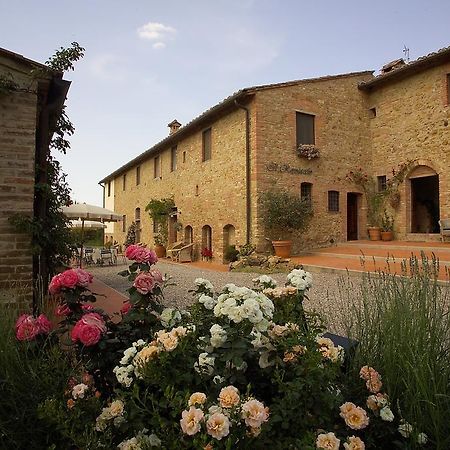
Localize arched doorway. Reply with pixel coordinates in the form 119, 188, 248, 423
184, 225, 193, 244
202, 225, 212, 251
409, 165, 440, 233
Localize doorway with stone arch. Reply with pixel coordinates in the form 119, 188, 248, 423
222, 224, 236, 262
408, 165, 440, 234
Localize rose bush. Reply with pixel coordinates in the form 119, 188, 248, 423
22, 259, 431, 448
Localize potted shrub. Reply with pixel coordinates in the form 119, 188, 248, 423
145, 197, 175, 257
381, 211, 394, 241
260, 188, 313, 257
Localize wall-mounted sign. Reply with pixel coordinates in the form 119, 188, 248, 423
266, 162, 312, 175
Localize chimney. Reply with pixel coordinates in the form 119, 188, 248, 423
380, 58, 406, 74
168, 119, 182, 135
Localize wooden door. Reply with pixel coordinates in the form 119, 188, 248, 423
347, 193, 358, 240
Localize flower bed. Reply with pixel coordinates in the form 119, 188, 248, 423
12, 244, 433, 449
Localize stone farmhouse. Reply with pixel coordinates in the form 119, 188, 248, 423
100, 46, 450, 261
0, 48, 70, 303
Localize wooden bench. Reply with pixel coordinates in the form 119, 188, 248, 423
439, 219, 450, 242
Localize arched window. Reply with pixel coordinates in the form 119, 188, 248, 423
223, 224, 236, 248
184, 225, 193, 244
202, 225, 212, 250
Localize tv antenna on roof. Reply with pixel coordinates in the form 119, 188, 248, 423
403, 45, 410, 63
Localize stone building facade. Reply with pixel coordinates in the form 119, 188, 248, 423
100, 46, 450, 261
0, 48, 69, 303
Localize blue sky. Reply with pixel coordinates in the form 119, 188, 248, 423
1, 0, 449, 206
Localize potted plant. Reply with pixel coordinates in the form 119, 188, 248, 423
381, 211, 394, 241
145, 197, 175, 257
260, 188, 313, 257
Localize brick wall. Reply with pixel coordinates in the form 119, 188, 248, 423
0, 61, 38, 304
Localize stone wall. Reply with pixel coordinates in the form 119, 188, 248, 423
365, 63, 450, 238
0, 59, 38, 304
252, 73, 374, 254
112, 107, 248, 261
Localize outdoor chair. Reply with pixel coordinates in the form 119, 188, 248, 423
114, 244, 127, 264
438, 219, 450, 242
83, 248, 94, 266
100, 249, 114, 265
173, 242, 194, 263
166, 241, 184, 260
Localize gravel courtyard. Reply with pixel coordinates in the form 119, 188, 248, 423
89, 260, 364, 334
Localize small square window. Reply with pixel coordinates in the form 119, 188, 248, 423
377, 175, 387, 192
328, 191, 339, 212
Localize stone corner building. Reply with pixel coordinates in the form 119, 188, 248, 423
100, 46, 450, 261
0, 48, 70, 304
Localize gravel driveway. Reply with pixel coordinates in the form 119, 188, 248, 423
88, 261, 360, 334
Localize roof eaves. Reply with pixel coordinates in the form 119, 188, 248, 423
0, 47, 61, 76
359, 46, 450, 91
99, 89, 252, 183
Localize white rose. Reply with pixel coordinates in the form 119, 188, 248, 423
417, 433, 428, 445
380, 406, 394, 422
199, 294, 216, 309
398, 421, 413, 438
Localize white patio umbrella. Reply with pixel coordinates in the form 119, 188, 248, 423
62, 203, 122, 267
69, 219, 107, 229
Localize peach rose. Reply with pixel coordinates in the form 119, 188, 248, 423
135, 345, 160, 366
133, 272, 156, 294
188, 392, 207, 407
341, 405, 369, 430
180, 406, 204, 436
366, 375, 382, 393
241, 399, 269, 428
344, 436, 365, 450
316, 432, 340, 450
157, 332, 179, 352
206, 412, 230, 440
218, 386, 240, 408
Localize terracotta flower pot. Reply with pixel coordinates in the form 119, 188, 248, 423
272, 240, 292, 258
154, 244, 166, 258
381, 231, 394, 241
367, 227, 381, 241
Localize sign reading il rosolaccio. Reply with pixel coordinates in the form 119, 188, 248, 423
266, 162, 312, 175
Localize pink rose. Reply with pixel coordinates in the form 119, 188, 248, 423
133, 272, 156, 294
125, 244, 158, 264
150, 268, 164, 285
36, 314, 52, 334
49, 274, 62, 295
15, 314, 40, 341
71, 312, 106, 346
58, 269, 80, 289
120, 301, 132, 315
15, 313, 52, 341
55, 303, 71, 316
81, 304, 95, 312
74, 268, 93, 287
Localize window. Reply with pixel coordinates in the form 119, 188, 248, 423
202, 128, 212, 161
171, 146, 177, 172
369, 107, 377, 118
300, 182, 312, 208
153, 219, 159, 233
183, 151, 186, 163
135, 208, 141, 242
107, 181, 111, 197
328, 191, 339, 212
377, 175, 387, 192
296, 112, 315, 146
195, 185, 199, 196
154, 154, 160, 179
122, 215, 126, 232
122, 174, 126, 191
136, 166, 141, 185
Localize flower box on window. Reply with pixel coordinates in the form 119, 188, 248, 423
297, 144, 320, 160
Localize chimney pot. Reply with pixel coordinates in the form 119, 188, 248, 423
168, 119, 182, 135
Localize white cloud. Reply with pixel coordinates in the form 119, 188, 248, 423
152, 42, 166, 50
90, 54, 125, 81
137, 22, 176, 45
